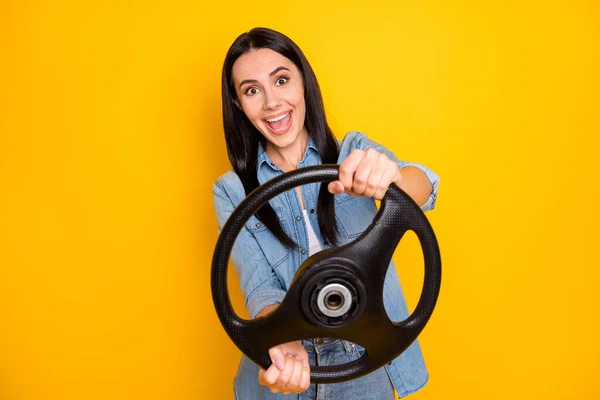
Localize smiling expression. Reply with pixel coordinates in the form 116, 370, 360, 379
232, 48, 308, 153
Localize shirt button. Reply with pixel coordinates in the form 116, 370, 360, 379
296, 215, 302, 221
301, 249, 307, 255
310, 208, 315, 214
255, 223, 261, 228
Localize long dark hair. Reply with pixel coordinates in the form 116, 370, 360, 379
221, 27, 340, 247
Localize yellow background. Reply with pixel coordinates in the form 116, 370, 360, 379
1, 1, 599, 399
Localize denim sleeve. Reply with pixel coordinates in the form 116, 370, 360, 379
212, 180, 286, 319
348, 131, 440, 212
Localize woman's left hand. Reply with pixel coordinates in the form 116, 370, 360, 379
328, 148, 402, 200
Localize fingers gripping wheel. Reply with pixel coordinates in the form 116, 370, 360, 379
211, 165, 441, 383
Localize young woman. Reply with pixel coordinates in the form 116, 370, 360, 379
213, 27, 440, 399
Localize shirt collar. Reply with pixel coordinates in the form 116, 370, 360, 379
257, 136, 320, 172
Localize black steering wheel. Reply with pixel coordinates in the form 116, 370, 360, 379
211, 165, 441, 384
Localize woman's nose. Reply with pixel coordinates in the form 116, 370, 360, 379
262, 88, 282, 111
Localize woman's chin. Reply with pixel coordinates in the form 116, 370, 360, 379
264, 128, 298, 148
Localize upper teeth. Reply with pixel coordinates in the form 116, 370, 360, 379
267, 112, 290, 122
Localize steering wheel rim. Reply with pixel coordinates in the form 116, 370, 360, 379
211, 165, 441, 383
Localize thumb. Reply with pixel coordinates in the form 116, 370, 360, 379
269, 348, 285, 371
328, 180, 344, 194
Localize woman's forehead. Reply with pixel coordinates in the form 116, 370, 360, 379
232, 48, 297, 82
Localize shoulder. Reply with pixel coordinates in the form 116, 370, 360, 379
338, 130, 367, 146
212, 170, 245, 205
213, 170, 241, 190
337, 131, 369, 162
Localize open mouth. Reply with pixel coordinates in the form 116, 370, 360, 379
265, 111, 292, 135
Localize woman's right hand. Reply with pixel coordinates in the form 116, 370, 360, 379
258, 340, 311, 394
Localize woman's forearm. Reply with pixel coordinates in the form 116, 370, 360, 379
395, 166, 434, 207
256, 303, 279, 318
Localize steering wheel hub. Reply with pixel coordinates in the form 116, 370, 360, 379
299, 263, 367, 328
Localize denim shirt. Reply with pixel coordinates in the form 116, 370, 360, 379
213, 131, 440, 398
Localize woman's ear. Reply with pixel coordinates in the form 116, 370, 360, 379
233, 98, 242, 110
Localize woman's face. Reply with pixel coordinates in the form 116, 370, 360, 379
232, 48, 307, 152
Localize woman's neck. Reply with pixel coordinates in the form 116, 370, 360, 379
265, 130, 309, 172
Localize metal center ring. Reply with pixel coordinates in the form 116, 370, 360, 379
316, 283, 353, 317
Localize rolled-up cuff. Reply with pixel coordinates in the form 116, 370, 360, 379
420, 191, 437, 212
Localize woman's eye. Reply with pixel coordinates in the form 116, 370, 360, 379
244, 87, 259, 96
275, 77, 288, 86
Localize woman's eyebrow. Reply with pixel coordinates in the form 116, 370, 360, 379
239, 79, 257, 88
269, 66, 290, 76
239, 66, 291, 88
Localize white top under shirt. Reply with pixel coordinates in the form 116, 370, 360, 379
302, 209, 323, 256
